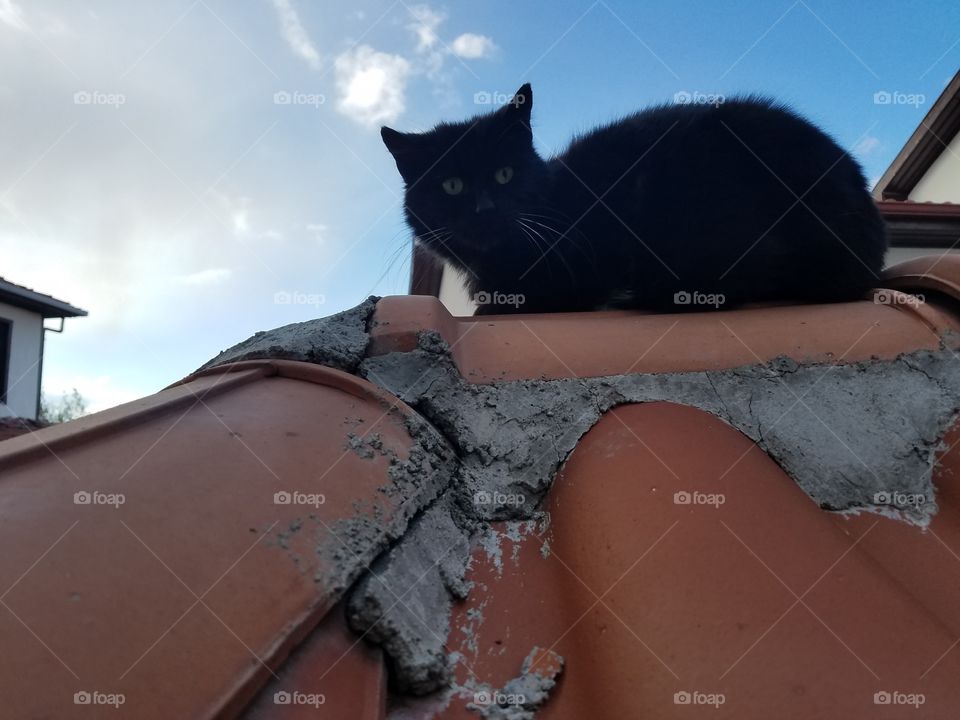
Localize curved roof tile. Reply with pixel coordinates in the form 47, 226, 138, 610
5, 256, 960, 718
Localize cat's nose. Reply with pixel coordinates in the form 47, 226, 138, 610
475, 191, 495, 214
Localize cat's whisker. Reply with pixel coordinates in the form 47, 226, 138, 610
368, 233, 419, 294
416, 227, 452, 243
520, 209, 597, 252
513, 220, 561, 286
518, 214, 600, 275
516, 218, 577, 283
513, 219, 547, 256
416, 228, 456, 255
523, 210, 595, 242
373, 227, 451, 296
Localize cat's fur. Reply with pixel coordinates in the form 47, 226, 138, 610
382, 84, 887, 314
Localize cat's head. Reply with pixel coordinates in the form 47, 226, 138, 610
381, 84, 547, 271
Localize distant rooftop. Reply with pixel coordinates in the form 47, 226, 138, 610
873, 69, 960, 201
0, 276, 87, 318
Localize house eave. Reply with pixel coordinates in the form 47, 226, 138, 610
873, 71, 960, 201
0, 279, 87, 319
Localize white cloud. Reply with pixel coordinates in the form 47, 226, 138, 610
334, 45, 411, 127
306, 222, 328, 244
853, 136, 881, 157
38, 12, 70, 36
401, 5, 497, 96
451, 33, 496, 59
233, 210, 249, 234
0, 1, 403, 420
407, 4, 444, 52
268, 0, 321, 70
173, 268, 233, 286
0, 0, 27, 31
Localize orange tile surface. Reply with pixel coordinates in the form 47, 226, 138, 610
4, 257, 960, 718
446, 403, 960, 718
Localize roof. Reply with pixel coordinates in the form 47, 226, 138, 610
0, 417, 45, 442
876, 199, 960, 247
5, 258, 960, 716
873, 70, 960, 201
0, 276, 87, 318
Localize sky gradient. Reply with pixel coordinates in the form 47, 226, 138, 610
1, 0, 958, 412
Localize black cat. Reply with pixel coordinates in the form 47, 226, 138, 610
382, 84, 886, 314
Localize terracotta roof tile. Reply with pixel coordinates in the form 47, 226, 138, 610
5, 256, 960, 717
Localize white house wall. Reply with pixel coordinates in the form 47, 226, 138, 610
0, 301, 43, 420
910, 131, 960, 203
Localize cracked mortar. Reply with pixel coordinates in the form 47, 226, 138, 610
198, 296, 378, 374
465, 647, 565, 720
204, 299, 960, 709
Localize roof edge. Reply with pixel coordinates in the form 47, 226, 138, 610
0, 279, 88, 318
878, 200, 960, 247
0, 365, 271, 471
883, 254, 960, 304
873, 70, 960, 201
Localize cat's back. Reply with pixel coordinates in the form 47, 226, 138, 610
555, 95, 863, 196
568, 95, 837, 149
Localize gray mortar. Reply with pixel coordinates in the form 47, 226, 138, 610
201, 298, 960, 714
351, 331, 960, 701
347, 496, 473, 695
360, 332, 960, 525
197, 295, 378, 373
315, 414, 460, 598
465, 647, 565, 719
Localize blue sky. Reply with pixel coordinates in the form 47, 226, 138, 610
1, 0, 958, 412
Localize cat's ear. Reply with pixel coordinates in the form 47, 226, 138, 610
381, 126, 413, 157
497, 84, 532, 137
381, 126, 422, 180
509, 83, 532, 121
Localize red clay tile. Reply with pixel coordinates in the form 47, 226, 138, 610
0, 361, 431, 719
447, 403, 960, 718
371, 291, 960, 383
240, 603, 386, 720
4, 256, 960, 718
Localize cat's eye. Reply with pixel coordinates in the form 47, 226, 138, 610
442, 177, 464, 195
494, 166, 514, 184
